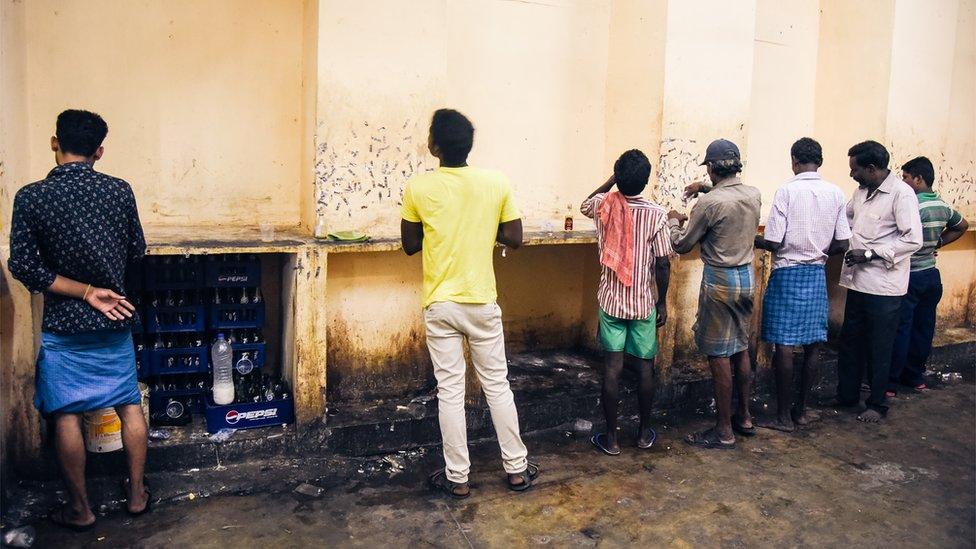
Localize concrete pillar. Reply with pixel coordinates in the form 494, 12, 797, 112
813, 0, 897, 192
745, 0, 822, 212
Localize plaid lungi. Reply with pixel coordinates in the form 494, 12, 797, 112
761, 264, 828, 346
694, 264, 755, 358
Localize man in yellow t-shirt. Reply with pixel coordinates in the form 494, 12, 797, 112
401, 109, 537, 499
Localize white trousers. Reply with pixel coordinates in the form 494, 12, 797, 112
423, 301, 528, 483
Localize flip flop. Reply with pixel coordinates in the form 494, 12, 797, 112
427, 469, 470, 499
120, 476, 153, 517
48, 505, 96, 532
731, 414, 756, 437
507, 461, 540, 492
684, 428, 736, 450
590, 433, 621, 456
636, 427, 657, 449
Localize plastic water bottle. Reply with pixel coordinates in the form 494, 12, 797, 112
211, 333, 234, 405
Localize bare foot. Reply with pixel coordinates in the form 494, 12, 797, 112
791, 408, 821, 426
50, 504, 96, 529
756, 417, 795, 432
857, 409, 883, 423
127, 486, 149, 514
637, 427, 657, 448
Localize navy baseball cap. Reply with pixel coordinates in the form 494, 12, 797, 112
700, 139, 741, 165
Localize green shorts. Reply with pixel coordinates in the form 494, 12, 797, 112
598, 309, 658, 359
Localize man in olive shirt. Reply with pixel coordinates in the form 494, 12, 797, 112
669, 139, 762, 449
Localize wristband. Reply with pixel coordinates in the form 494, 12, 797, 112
83, 284, 92, 300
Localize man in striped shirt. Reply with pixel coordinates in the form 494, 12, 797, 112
888, 156, 969, 395
581, 149, 673, 456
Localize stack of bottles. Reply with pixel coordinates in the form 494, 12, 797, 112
125, 254, 293, 431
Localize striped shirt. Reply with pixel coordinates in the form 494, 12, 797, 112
911, 192, 964, 272
581, 193, 673, 320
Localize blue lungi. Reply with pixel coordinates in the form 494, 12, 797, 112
694, 264, 755, 358
34, 329, 140, 416
761, 264, 828, 346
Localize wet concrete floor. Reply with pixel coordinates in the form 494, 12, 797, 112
27, 380, 976, 548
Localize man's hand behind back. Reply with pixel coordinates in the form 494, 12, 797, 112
85, 288, 135, 321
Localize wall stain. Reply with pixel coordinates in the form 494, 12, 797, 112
314, 119, 432, 223
655, 137, 703, 210
326, 320, 434, 403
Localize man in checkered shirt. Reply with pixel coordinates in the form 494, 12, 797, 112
755, 137, 851, 432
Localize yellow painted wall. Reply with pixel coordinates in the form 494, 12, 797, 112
314, 0, 611, 237
603, 0, 668, 182
814, 0, 896, 195
745, 0, 821, 215
942, 0, 976, 219
0, 0, 40, 474
22, 0, 306, 230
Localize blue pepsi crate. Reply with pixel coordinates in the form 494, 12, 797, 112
135, 347, 150, 379
205, 257, 261, 287
145, 305, 206, 333
149, 346, 210, 376
231, 342, 266, 371
130, 305, 146, 335
204, 394, 294, 434
144, 256, 205, 290
209, 303, 265, 330
149, 387, 207, 416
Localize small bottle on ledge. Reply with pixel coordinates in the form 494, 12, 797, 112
564, 203, 573, 231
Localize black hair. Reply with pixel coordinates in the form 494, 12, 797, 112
613, 149, 651, 196
708, 158, 743, 179
430, 109, 474, 165
847, 140, 889, 170
56, 109, 108, 157
902, 156, 935, 187
790, 137, 823, 166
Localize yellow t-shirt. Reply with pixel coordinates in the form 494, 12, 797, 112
401, 166, 521, 308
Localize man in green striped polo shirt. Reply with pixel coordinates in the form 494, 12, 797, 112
888, 156, 969, 395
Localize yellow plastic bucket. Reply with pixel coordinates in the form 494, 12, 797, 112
83, 408, 123, 453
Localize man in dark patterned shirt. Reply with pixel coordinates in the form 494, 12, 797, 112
8, 110, 150, 529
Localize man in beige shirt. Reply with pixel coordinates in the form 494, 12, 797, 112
836, 140, 922, 423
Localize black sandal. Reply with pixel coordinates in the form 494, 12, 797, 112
428, 469, 470, 499
48, 505, 96, 532
684, 428, 736, 450
120, 476, 153, 516
731, 414, 756, 437
507, 461, 540, 492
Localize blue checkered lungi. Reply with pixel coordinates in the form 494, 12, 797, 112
34, 329, 140, 416
694, 264, 755, 358
761, 264, 828, 346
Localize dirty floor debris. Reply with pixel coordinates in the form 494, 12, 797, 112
12, 378, 975, 548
